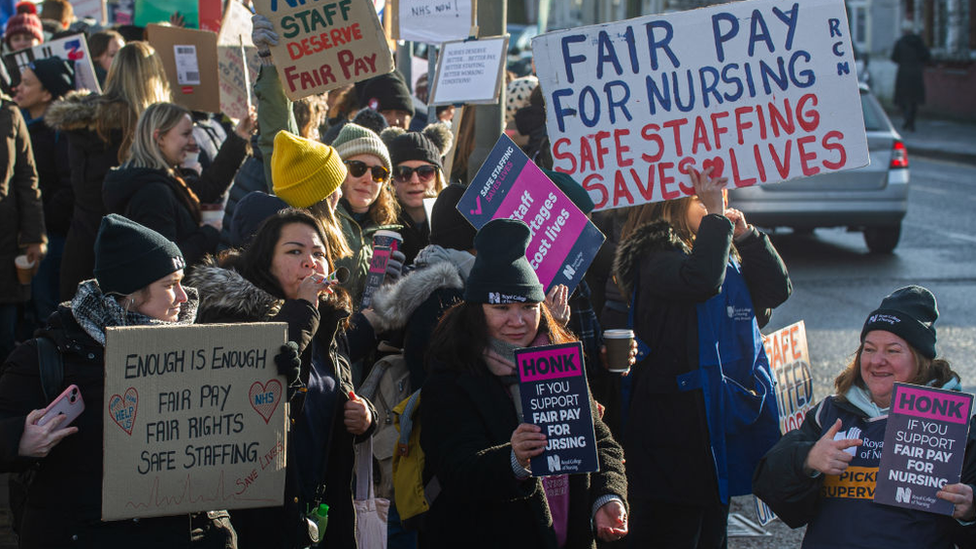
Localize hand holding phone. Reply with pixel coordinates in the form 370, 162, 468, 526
37, 385, 85, 427
18, 386, 82, 458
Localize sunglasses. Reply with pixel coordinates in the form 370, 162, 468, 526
393, 164, 438, 184
344, 160, 389, 183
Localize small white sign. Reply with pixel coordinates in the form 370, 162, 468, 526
398, 0, 473, 44
428, 36, 507, 106
174, 44, 201, 86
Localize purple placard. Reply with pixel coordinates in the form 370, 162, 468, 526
516, 342, 599, 476
458, 135, 606, 292
874, 383, 974, 515
891, 385, 972, 425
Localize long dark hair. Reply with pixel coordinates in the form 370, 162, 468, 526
427, 301, 575, 375
235, 209, 352, 313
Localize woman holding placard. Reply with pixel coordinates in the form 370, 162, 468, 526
754, 286, 976, 547
614, 167, 791, 548
420, 218, 628, 548
188, 209, 376, 549
0, 214, 237, 547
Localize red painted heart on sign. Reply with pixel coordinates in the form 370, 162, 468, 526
249, 380, 283, 424
702, 157, 725, 179
108, 387, 138, 436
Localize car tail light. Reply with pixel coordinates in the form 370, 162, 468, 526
890, 141, 909, 169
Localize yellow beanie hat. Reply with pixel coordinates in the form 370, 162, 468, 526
271, 131, 347, 208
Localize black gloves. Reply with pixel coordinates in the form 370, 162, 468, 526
274, 341, 301, 385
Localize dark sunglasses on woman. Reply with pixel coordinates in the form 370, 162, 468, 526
344, 160, 390, 183
393, 164, 438, 183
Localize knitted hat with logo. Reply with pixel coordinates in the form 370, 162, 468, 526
464, 219, 545, 304
271, 131, 346, 208
860, 285, 938, 358
94, 214, 185, 295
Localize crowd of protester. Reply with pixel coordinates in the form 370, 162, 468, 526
0, 3, 971, 549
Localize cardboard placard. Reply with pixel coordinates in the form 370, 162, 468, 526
764, 320, 814, 435
102, 323, 288, 521
874, 383, 974, 515
217, 0, 261, 120
3, 34, 101, 94
253, 0, 394, 101
457, 134, 606, 293
397, 0, 473, 43
428, 36, 507, 106
148, 24, 221, 113
516, 342, 599, 476
532, 0, 870, 211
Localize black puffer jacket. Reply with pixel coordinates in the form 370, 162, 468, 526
44, 91, 125, 301
102, 133, 247, 266
613, 215, 791, 505
187, 257, 375, 549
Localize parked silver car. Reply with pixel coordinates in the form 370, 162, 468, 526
729, 86, 909, 253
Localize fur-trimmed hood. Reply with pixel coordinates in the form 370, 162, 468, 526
185, 256, 284, 322
44, 90, 127, 132
370, 261, 464, 332
613, 220, 689, 299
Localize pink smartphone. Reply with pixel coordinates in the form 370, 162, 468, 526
36, 384, 85, 427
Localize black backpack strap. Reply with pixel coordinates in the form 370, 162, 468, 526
35, 337, 64, 402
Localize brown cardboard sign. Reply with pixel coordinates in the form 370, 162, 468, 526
101, 323, 288, 521
147, 24, 221, 113
252, 0, 394, 101
218, 0, 261, 120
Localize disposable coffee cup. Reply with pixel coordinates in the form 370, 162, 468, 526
604, 329, 635, 373
373, 230, 403, 253
14, 254, 34, 285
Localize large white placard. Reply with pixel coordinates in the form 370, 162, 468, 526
398, 0, 473, 44
533, 0, 869, 211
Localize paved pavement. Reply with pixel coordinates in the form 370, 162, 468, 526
890, 112, 976, 165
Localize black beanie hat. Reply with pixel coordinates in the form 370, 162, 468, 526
543, 169, 595, 214
363, 71, 413, 114
229, 191, 289, 249
388, 131, 442, 168
860, 285, 938, 359
30, 56, 74, 100
429, 184, 476, 251
464, 219, 545, 304
94, 214, 185, 295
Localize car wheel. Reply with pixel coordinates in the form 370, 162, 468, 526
863, 224, 901, 253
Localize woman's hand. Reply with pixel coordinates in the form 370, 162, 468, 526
235, 109, 257, 140
296, 272, 333, 305
724, 208, 750, 240
344, 391, 372, 436
689, 167, 728, 216
937, 483, 976, 521
545, 285, 570, 326
598, 339, 639, 375
18, 409, 78, 458
511, 423, 547, 468
594, 499, 628, 542
803, 419, 862, 476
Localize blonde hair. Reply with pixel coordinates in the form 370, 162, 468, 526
99, 41, 172, 161
125, 102, 190, 172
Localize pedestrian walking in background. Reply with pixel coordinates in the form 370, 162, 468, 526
892, 21, 931, 132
